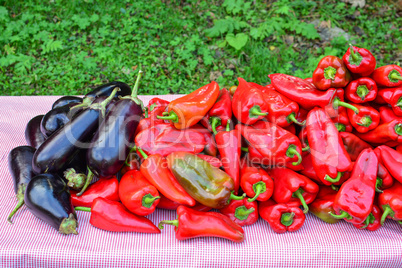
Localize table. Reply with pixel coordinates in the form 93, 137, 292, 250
0, 96, 401, 268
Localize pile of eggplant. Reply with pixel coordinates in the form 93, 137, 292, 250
7, 72, 144, 235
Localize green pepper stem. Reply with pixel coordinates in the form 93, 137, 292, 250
281, 212, 295, 227
241, 147, 249, 153
76, 167, 94, 196
390, 72, 402, 81
144, 107, 149, 118
324, 66, 337, 80
157, 111, 178, 123
375, 177, 383, 193
249, 105, 268, 118
74, 207, 91, 212
394, 124, 402, 136
335, 123, 346, 132
158, 220, 179, 229
137, 148, 148, 159
356, 116, 372, 127
131, 70, 143, 98
248, 181, 266, 202
333, 97, 359, 114
7, 184, 25, 224
210, 116, 222, 135
356, 85, 369, 100
225, 119, 231, 132
293, 188, 309, 213
325, 172, 342, 183
381, 206, 393, 225
329, 210, 351, 220
302, 145, 310, 152
287, 113, 305, 126
286, 144, 302, 166
229, 192, 246, 201
361, 213, 375, 229
142, 194, 160, 208
331, 184, 339, 191
349, 43, 358, 61
397, 97, 402, 108
234, 206, 255, 221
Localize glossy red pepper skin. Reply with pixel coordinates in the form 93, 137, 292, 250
354, 119, 402, 145
240, 163, 274, 202
146, 97, 169, 111
156, 194, 211, 211
259, 199, 305, 233
374, 88, 394, 104
387, 86, 402, 116
375, 145, 402, 184
200, 88, 232, 134
140, 154, 196, 206
376, 161, 394, 192
342, 45, 376, 76
268, 167, 319, 213
309, 186, 340, 224
371, 65, 402, 87
378, 181, 402, 224
313, 56, 351, 90
295, 108, 309, 125
196, 154, 222, 168
269, 73, 337, 110
353, 204, 381, 231
299, 152, 321, 183
379, 106, 402, 124
220, 199, 258, 226
332, 148, 378, 224
119, 170, 160, 216
71, 177, 119, 207
85, 197, 160, 233
306, 108, 353, 185
159, 206, 245, 243
340, 132, 372, 161
135, 123, 206, 157
232, 78, 269, 125
134, 114, 165, 137
190, 124, 218, 157
347, 104, 380, 133
345, 77, 377, 103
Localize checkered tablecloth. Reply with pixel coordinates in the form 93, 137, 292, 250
0, 96, 401, 268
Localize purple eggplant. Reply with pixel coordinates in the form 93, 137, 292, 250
24, 173, 78, 235
40, 103, 81, 138
7, 146, 36, 223
32, 88, 118, 175
52, 96, 83, 109
25, 115, 46, 149
81, 72, 143, 196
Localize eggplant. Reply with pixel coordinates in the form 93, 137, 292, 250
25, 115, 46, 149
78, 81, 132, 108
81, 72, 143, 195
52, 96, 83, 109
7, 146, 36, 223
40, 103, 79, 138
24, 173, 78, 235
32, 89, 118, 175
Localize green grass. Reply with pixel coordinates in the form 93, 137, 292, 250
0, 0, 400, 96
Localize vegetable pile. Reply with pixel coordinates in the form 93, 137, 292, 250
7, 44, 402, 242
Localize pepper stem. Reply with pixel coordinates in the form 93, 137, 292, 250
156, 111, 179, 123
131, 70, 143, 98
325, 172, 342, 183
58, 213, 78, 235
333, 97, 359, 114
76, 167, 94, 196
329, 210, 352, 220
229, 192, 246, 203
248, 181, 266, 202
302, 145, 310, 152
349, 43, 358, 61
361, 213, 375, 229
7, 184, 26, 224
331, 185, 339, 191
249, 105, 268, 118
357, 116, 372, 127
397, 97, 402, 108
375, 177, 383, 193
137, 148, 148, 159
225, 119, 231, 132
64, 168, 87, 190
389, 70, 402, 82
356, 85, 369, 100
380, 205, 393, 225
241, 147, 249, 153
75, 207, 91, 212
292, 188, 309, 214
324, 66, 337, 80
210, 116, 222, 135
287, 113, 305, 126
281, 212, 295, 227
158, 220, 179, 229
234, 206, 255, 221
394, 123, 402, 136
142, 194, 160, 208
335, 123, 346, 132
286, 144, 302, 166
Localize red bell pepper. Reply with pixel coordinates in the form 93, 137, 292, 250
71, 177, 120, 207
259, 199, 305, 234
157, 82, 220, 129
353, 204, 381, 231
354, 119, 402, 145
330, 148, 378, 224
268, 167, 319, 213
220, 199, 258, 226
309, 186, 341, 224
240, 162, 274, 202
371, 65, 402, 87
134, 115, 165, 137
330, 110, 354, 133
312, 55, 351, 90
306, 108, 353, 185
375, 145, 402, 184
284, 124, 296, 135
325, 88, 359, 118
120, 150, 141, 175
342, 44, 376, 77
138, 149, 196, 206
374, 88, 394, 104
146, 97, 169, 112
378, 181, 402, 225
156, 193, 212, 211
396, 144, 402, 154
200, 88, 232, 134
232, 78, 269, 125
387, 86, 402, 116
158, 206, 245, 243
75, 197, 160, 233
347, 104, 380, 133
340, 132, 372, 161
119, 170, 160, 216
196, 154, 222, 168
190, 124, 218, 157
379, 106, 402, 124
345, 77, 377, 103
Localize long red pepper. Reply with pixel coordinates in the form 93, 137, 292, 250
342, 44, 376, 77
220, 199, 258, 226
387, 86, 402, 116
345, 77, 377, 103
353, 204, 382, 231
71, 177, 120, 207
200, 88, 232, 134
378, 181, 402, 225
190, 124, 218, 157
240, 161, 274, 202
156, 193, 211, 211
375, 145, 402, 184
347, 104, 380, 133
158, 206, 245, 243
376, 162, 394, 193
309, 186, 340, 224
379, 106, 402, 124
312, 55, 351, 90
371, 64, 402, 87
340, 132, 372, 161
374, 88, 394, 104
354, 119, 402, 145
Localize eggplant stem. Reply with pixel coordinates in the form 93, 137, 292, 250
76, 168, 94, 196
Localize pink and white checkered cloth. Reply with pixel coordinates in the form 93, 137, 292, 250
0, 96, 401, 268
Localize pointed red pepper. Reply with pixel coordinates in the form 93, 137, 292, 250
220, 199, 258, 226
146, 97, 169, 112
347, 104, 380, 133
379, 106, 402, 124
345, 77, 377, 103
268, 167, 319, 213
71, 177, 120, 207
371, 65, 402, 87
240, 160, 274, 202
75, 197, 160, 233
259, 199, 305, 234
342, 44, 376, 77
190, 124, 218, 157
312, 55, 351, 90
330, 148, 378, 224
378, 181, 402, 225
340, 132, 372, 161
353, 204, 381, 231
376, 161, 394, 193
158, 206, 245, 243
354, 119, 402, 145
387, 86, 402, 116
156, 193, 212, 211
375, 145, 402, 184
299, 151, 320, 183
374, 87, 394, 104
200, 88, 232, 134
309, 186, 341, 224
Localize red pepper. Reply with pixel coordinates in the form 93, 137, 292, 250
232, 77, 269, 125
353, 204, 381, 231
330, 148, 378, 224
75, 197, 160, 233
342, 44, 376, 76
306, 108, 353, 185
190, 124, 218, 157
119, 170, 160, 216
157, 193, 211, 211
299, 152, 321, 183
345, 77, 377, 103
340, 132, 372, 161
325, 88, 360, 119
240, 162, 274, 202
298, 128, 309, 151
347, 104, 380, 133
220, 199, 258, 226
200, 88, 232, 134
376, 162, 394, 193
134, 115, 165, 137
387, 86, 402, 116
138, 149, 196, 206
374, 88, 394, 104
295, 108, 309, 125
378, 181, 402, 225
354, 119, 402, 145
71, 177, 119, 207
268, 167, 319, 213
146, 97, 169, 112
379, 106, 402, 124
158, 206, 245, 242
196, 154, 222, 168
157, 82, 220, 129
309, 186, 341, 224
312, 56, 351, 90
375, 145, 402, 184
215, 121, 241, 193
259, 199, 305, 234
120, 150, 141, 176
304, 77, 313, 84
284, 124, 296, 135
135, 123, 206, 157
329, 109, 354, 133
396, 144, 402, 154
371, 65, 402, 87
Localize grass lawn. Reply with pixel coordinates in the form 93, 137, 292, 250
0, 0, 401, 96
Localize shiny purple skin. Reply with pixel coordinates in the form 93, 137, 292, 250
8, 146, 36, 194
25, 115, 46, 149
40, 104, 80, 138
85, 81, 131, 101
87, 99, 142, 177
52, 96, 83, 110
